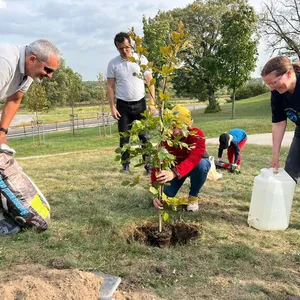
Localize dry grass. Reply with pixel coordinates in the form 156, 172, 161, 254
0, 143, 299, 299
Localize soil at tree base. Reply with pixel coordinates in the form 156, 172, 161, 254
131, 220, 201, 247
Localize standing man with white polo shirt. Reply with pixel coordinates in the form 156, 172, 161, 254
0, 39, 60, 235
107, 32, 156, 174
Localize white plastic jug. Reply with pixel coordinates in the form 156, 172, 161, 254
247, 168, 296, 230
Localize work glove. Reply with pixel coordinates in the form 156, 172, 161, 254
0, 144, 16, 156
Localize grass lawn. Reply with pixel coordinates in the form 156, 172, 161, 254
1, 94, 300, 299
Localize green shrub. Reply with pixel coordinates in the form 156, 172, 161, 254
229, 79, 269, 101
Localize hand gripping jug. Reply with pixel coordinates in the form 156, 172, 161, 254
247, 168, 296, 230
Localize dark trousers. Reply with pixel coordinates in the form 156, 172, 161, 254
285, 134, 300, 182
116, 98, 149, 167
227, 138, 247, 166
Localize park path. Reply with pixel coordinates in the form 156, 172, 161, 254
206, 131, 294, 147
11, 114, 295, 147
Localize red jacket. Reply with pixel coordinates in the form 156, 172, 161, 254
151, 127, 208, 183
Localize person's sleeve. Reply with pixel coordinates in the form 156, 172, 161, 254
0, 57, 12, 91
173, 129, 206, 179
218, 148, 223, 159
19, 77, 33, 94
271, 92, 286, 123
106, 60, 115, 79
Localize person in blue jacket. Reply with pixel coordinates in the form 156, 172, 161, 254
217, 128, 247, 169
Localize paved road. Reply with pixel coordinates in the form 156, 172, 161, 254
7, 115, 115, 139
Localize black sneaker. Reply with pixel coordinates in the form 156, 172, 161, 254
0, 218, 21, 236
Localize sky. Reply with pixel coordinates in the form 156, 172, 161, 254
0, 0, 267, 81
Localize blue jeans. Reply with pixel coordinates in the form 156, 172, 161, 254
163, 158, 211, 198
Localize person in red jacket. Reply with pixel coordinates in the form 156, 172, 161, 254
152, 105, 211, 212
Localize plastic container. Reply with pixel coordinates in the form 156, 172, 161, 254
247, 168, 296, 230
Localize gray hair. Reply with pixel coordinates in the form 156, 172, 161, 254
26, 39, 61, 63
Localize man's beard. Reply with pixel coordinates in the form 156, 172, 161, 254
33, 76, 44, 83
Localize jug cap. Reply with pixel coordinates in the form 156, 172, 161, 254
260, 168, 270, 178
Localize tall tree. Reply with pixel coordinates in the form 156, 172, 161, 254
143, 0, 259, 112
65, 67, 82, 135
260, 0, 300, 59
143, 11, 173, 81
42, 59, 69, 108
219, 0, 259, 118
23, 82, 48, 121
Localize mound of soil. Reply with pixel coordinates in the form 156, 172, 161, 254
0, 264, 163, 300
0, 264, 103, 300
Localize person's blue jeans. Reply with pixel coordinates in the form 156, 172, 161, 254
163, 158, 211, 198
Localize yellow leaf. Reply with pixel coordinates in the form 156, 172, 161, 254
150, 78, 156, 86
163, 212, 169, 222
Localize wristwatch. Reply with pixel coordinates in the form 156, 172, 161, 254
0, 127, 8, 134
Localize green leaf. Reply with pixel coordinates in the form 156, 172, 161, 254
163, 212, 169, 222
121, 180, 131, 186
149, 186, 159, 195
115, 148, 122, 154
114, 155, 121, 161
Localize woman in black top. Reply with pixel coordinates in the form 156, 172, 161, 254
261, 56, 300, 182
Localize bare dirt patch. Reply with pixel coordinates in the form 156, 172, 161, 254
0, 264, 103, 300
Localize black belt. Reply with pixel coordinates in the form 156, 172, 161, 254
117, 97, 144, 104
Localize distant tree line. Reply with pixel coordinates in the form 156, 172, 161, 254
22, 59, 107, 114
22, 0, 300, 116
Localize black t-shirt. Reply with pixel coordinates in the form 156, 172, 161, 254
271, 72, 300, 128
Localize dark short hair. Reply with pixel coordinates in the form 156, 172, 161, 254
114, 32, 131, 47
219, 133, 230, 150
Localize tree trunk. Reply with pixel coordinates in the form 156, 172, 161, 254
71, 104, 75, 136
231, 87, 236, 119
207, 84, 217, 110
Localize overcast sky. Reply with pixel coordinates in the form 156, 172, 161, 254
0, 0, 267, 81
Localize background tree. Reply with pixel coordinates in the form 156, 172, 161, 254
97, 72, 108, 136
42, 58, 83, 109
65, 67, 82, 135
219, 0, 259, 118
42, 59, 69, 108
143, 0, 259, 113
81, 81, 99, 103
23, 82, 48, 121
143, 11, 173, 84
260, 0, 300, 59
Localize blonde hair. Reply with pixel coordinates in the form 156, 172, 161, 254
261, 56, 300, 77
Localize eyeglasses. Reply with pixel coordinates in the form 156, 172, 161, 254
30, 52, 55, 74
268, 73, 285, 87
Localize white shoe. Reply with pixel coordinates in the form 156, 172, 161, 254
187, 197, 199, 212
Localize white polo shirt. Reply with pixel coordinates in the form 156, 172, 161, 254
107, 53, 151, 102
0, 45, 33, 101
